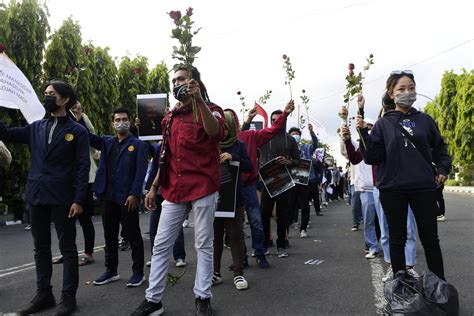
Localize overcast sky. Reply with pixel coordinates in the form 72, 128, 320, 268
46, 0, 473, 164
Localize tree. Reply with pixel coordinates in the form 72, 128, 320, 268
424, 69, 474, 185
0, 0, 49, 210
117, 55, 149, 116
43, 17, 82, 84
147, 61, 170, 94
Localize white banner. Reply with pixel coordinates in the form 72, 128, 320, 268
0, 53, 45, 123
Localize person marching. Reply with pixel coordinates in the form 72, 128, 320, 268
132, 66, 225, 316
212, 110, 253, 290
0, 80, 90, 315
258, 108, 300, 258
238, 101, 295, 267
358, 71, 451, 280
85, 107, 148, 288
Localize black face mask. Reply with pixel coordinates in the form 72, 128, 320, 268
43, 95, 60, 112
173, 83, 188, 101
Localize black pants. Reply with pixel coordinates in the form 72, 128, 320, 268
102, 200, 144, 275
77, 183, 95, 255
261, 189, 291, 249
380, 190, 445, 280
308, 181, 321, 214
30, 205, 78, 295
289, 184, 310, 231
436, 184, 445, 216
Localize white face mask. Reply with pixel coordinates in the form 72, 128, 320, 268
292, 134, 301, 143
113, 121, 130, 133
395, 92, 417, 108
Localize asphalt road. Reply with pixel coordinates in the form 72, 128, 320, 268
0, 192, 472, 315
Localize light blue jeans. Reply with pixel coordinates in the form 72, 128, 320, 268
145, 192, 218, 303
360, 191, 378, 253
373, 187, 417, 266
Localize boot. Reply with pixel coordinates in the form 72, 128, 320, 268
20, 288, 56, 315
53, 294, 77, 316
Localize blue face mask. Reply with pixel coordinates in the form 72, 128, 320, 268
292, 134, 301, 143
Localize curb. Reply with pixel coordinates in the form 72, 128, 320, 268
444, 186, 474, 194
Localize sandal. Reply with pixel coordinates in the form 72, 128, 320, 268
52, 256, 63, 264
79, 256, 95, 266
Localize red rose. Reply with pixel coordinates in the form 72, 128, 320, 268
349, 70, 354, 76
302, 89, 306, 93
348, 63, 355, 70
134, 67, 142, 74
369, 54, 374, 58
169, 10, 182, 21
65, 66, 73, 74
83, 47, 91, 55
186, 7, 193, 16
282, 54, 288, 60
0, 43, 5, 53
237, 91, 241, 95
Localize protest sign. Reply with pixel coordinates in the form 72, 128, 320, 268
136, 94, 167, 140
216, 161, 240, 218
290, 158, 312, 186
259, 157, 295, 198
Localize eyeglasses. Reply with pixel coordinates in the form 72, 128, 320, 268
391, 70, 413, 75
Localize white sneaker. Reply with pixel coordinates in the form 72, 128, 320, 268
182, 219, 189, 227
407, 267, 420, 279
382, 268, 393, 282
300, 230, 307, 238
175, 259, 187, 267
277, 248, 288, 258
233, 275, 248, 290
365, 251, 377, 259
437, 215, 446, 222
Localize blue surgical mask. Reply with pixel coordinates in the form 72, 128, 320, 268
292, 134, 301, 143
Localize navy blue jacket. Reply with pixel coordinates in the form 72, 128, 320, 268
221, 140, 253, 207
145, 143, 161, 191
0, 117, 90, 206
90, 133, 148, 204
360, 108, 451, 192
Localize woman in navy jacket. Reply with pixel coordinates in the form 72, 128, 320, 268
0, 80, 90, 315
212, 110, 252, 290
358, 71, 451, 280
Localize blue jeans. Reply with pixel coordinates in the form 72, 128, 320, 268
347, 184, 354, 205
149, 195, 186, 260
241, 184, 266, 256
360, 191, 378, 253
351, 191, 363, 226
373, 187, 416, 266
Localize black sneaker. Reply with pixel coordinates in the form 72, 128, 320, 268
195, 297, 213, 316
53, 294, 76, 316
131, 299, 164, 316
20, 288, 56, 314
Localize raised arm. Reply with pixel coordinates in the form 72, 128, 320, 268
0, 120, 30, 144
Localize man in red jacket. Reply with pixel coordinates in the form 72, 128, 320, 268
238, 101, 295, 266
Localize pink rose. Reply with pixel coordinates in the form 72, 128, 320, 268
369, 54, 374, 58
169, 10, 182, 21
282, 54, 288, 60
348, 63, 355, 70
186, 7, 193, 16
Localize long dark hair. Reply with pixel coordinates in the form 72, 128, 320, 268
175, 65, 210, 103
382, 73, 416, 110
44, 80, 78, 109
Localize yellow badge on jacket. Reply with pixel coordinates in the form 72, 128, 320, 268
128, 145, 135, 152
65, 133, 74, 142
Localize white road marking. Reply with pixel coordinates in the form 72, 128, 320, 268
369, 257, 386, 314
0, 245, 105, 278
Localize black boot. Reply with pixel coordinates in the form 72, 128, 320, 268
54, 294, 77, 316
195, 297, 213, 316
20, 288, 56, 315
